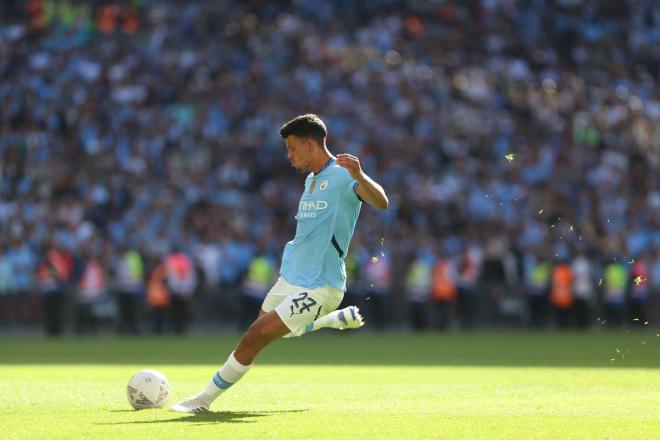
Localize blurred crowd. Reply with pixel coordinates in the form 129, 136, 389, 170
0, 0, 658, 335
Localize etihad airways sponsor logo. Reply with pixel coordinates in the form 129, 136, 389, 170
298, 200, 328, 218
299, 200, 328, 211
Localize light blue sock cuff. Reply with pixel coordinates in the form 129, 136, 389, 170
213, 372, 233, 389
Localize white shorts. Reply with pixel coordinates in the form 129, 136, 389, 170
261, 277, 344, 337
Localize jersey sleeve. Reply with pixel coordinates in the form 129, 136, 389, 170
350, 179, 364, 202
335, 166, 362, 203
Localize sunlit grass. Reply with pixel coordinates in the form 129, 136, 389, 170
2, 332, 659, 439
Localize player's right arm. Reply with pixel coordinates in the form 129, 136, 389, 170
336, 153, 388, 210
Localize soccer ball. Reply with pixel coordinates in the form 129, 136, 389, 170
126, 369, 170, 410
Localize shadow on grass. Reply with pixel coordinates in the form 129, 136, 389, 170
98, 409, 309, 425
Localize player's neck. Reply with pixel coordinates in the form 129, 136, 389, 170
311, 150, 333, 174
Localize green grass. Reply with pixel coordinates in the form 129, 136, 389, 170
2, 331, 660, 439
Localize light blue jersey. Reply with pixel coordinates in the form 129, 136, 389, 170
280, 158, 362, 290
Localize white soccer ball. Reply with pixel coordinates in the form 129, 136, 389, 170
126, 369, 170, 410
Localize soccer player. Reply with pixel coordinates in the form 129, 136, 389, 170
171, 114, 388, 412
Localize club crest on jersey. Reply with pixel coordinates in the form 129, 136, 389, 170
320, 180, 329, 191
309, 180, 316, 193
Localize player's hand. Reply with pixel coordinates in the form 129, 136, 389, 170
336, 154, 364, 181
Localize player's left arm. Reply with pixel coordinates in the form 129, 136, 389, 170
336, 153, 389, 210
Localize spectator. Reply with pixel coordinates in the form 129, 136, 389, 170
456, 244, 482, 330
7, 237, 37, 324
572, 251, 596, 329
114, 245, 145, 335
341, 249, 364, 314
603, 260, 628, 327
193, 233, 224, 323
0, 0, 658, 330
75, 249, 106, 334
481, 238, 508, 325
550, 261, 574, 328
146, 260, 170, 334
524, 249, 551, 328
404, 252, 432, 331
362, 250, 392, 331
430, 250, 457, 330
629, 256, 651, 326
164, 248, 197, 334
0, 245, 16, 325
240, 253, 275, 329
36, 244, 73, 336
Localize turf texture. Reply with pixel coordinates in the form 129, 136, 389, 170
2, 331, 659, 439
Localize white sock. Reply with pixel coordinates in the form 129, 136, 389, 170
200, 351, 252, 403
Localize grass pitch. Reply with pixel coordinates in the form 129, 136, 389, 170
2, 331, 660, 439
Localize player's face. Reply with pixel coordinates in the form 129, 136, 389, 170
284, 135, 312, 173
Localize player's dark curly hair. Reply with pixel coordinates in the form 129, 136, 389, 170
279, 114, 327, 147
